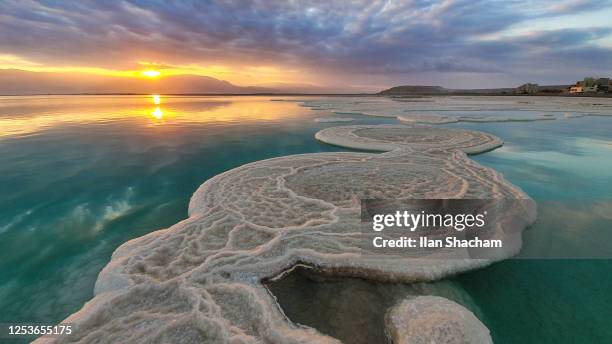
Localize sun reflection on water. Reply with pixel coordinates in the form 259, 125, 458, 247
0, 95, 309, 138
151, 107, 163, 119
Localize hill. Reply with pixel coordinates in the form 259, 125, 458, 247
0, 69, 275, 95
378, 85, 515, 96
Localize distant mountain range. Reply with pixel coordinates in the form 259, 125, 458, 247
0, 69, 276, 95
1, 69, 578, 96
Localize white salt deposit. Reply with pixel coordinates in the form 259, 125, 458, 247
314, 117, 355, 123
298, 96, 612, 123
40, 123, 535, 344
315, 124, 503, 154
398, 113, 556, 124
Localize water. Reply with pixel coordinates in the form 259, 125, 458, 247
0, 95, 611, 343
0, 95, 382, 325
449, 118, 612, 343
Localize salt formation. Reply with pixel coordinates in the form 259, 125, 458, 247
314, 117, 355, 123
40, 124, 534, 344
398, 113, 556, 124
298, 96, 612, 122
315, 124, 503, 154
564, 112, 586, 118
396, 114, 459, 124
385, 296, 492, 344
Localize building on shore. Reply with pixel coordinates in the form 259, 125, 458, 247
570, 77, 611, 94
569, 81, 583, 93
515, 83, 539, 94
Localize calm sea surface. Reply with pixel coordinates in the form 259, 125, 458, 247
0, 95, 610, 343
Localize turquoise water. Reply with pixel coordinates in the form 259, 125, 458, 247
0, 96, 392, 326
1, 96, 611, 343
448, 118, 612, 343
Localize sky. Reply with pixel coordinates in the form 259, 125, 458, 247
1, 0, 612, 92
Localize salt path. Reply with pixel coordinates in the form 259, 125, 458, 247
38, 125, 535, 344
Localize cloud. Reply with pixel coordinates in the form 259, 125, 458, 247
0, 0, 611, 88
546, 0, 611, 15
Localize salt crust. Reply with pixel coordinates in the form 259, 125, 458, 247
39, 124, 535, 344
297, 96, 612, 123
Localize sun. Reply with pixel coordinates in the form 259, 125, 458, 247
141, 70, 161, 77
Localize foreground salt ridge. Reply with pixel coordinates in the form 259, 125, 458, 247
297, 95, 612, 123
40, 125, 535, 344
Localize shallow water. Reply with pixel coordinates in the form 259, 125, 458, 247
448, 118, 612, 343
1, 95, 611, 343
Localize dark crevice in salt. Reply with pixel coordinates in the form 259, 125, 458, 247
264, 265, 481, 344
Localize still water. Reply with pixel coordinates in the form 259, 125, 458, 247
0, 95, 357, 324
0, 95, 610, 343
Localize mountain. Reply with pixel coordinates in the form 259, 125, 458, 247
0, 69, 275, 95
378, 85, 448, 95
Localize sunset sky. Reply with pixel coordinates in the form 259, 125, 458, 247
1, 0, 612, 93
